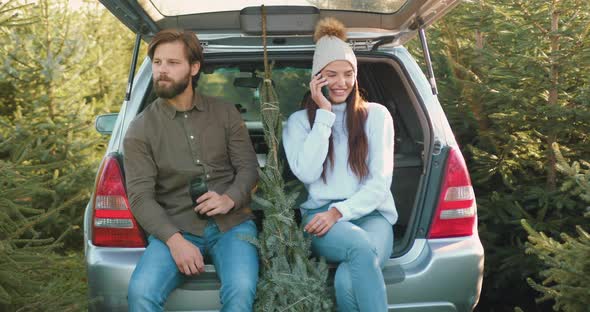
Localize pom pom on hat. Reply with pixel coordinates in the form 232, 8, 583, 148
314, 17, 347, 42
311, 18, 357, 78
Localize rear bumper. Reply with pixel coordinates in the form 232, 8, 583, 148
86, 243, 142, 312
385, 236, 484, 312
86, 235, 483, 312
86, 240, 222, 312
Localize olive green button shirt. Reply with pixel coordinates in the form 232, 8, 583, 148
123, 92, 258, 242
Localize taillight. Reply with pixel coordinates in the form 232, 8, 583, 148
428, 147, 477, 238
92, 155, 146, 247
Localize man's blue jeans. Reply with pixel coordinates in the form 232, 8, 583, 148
127, 220, 259, 312
303, 206, 394, 312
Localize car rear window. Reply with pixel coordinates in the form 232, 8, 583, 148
196, 64, 310, 122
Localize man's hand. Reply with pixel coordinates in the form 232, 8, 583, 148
166, 232, 205, 275
304, 207, 342, 237
194, 191, 234, 216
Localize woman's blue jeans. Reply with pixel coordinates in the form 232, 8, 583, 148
303, 205, 394, 312
127, 220, 259, 312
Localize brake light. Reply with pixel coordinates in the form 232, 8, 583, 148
92, 156, 146, 247
428, 147, 477, 238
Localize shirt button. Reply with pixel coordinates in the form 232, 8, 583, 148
190, 135, 194, 139
184, 114, 188, 118
206, 174, 210, 178
196, 159, 200, 163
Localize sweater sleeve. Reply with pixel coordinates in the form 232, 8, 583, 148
332, 105, 395, 222
282, 109, 335, 184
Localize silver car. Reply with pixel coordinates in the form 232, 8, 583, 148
85, 1, 484, 311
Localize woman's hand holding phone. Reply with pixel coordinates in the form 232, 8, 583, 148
310, 73, 332, 111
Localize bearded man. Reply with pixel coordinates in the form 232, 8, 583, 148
123, 29, 259, 312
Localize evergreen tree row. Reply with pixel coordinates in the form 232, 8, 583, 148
408, 0, 590, 310
1, 1, 137, 310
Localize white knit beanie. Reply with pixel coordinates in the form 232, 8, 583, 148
311, 18, 357, 78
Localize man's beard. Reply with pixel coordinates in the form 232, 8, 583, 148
153, 73, 191, 99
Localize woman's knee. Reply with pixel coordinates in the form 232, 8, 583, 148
345, 236, 378, 260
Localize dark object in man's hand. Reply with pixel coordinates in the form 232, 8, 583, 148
189, 176, 209, 219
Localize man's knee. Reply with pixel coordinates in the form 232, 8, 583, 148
222, 274, 257, 299
127, 282, 144, 302
128, 278, 163, 308
127, 263, 178, 310
220, 275, 257, 312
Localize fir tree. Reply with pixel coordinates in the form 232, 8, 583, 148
0, 153, 87, 311
0, 0, 135, 310
0, 0, 35, 28
409, 1, 590, 309
0, 0, 129, 249
522, 143, 590, 312
252, 6, 333, 312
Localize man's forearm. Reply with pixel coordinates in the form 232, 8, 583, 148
129, 192, 179, 242
223, 166, 258, 210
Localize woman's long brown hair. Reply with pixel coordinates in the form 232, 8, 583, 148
303, 81, 369, 182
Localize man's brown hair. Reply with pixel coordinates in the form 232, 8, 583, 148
148, 29, 204, 86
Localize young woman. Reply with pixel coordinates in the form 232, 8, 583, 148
283, 18, 398, 311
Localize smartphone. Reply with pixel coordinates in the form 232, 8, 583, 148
316, 73, 330, 100
321, 85, 330, 99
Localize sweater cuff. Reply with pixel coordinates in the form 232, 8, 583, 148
332, 201, 353, 222
314, 109, 336, 128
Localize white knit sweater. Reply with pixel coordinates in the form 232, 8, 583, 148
283, 102, 398, 224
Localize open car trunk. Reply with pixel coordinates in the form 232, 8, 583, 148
135, 51, 427, 257
97, 1, 459, 257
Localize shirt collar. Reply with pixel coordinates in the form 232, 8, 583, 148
160, 92, 206, 119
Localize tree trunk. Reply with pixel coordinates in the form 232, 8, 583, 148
546, 1, 560, 191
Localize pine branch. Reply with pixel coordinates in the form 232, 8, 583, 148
254, 5, 333, 311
